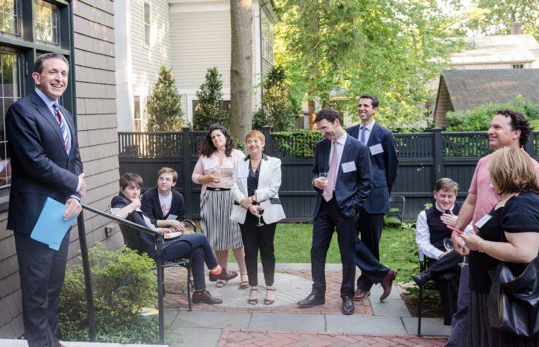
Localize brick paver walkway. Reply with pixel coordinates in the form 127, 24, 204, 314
163, 268, 373, 315
217, 329, 447, 347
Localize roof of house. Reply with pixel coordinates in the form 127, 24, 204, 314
451, 34, 539, 65
438, 69, 539, 111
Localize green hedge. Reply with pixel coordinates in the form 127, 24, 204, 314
271, 130, 322, 158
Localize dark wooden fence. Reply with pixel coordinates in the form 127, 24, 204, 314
118, 128, 539, 221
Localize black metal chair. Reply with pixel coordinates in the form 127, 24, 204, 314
119, 220, 198, 311
416, 251, 438, 337
388, 195, 406, 224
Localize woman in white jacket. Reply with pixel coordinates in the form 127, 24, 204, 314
231, 130, 286, 306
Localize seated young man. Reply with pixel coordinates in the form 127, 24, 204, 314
412, 178, 470, 326
111, 172, 236, 304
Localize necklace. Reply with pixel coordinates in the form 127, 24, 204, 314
251, 159, 261, 172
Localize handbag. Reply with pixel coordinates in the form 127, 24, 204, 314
487, 235, 539, 337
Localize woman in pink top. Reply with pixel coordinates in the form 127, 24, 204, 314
192, 124, 248, 288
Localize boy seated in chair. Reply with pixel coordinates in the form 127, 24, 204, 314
412, 178, 470, 325
111, 172, 237, 304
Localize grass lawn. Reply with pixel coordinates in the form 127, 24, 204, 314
231, 222, 419, 283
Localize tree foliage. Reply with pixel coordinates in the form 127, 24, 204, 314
253, 65, 301, 131
193, 67, 229, 130
274, 0, 462, 131
146, 65, 185, 132
445, 96, 539, 131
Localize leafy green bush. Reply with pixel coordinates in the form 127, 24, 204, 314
272, 130, 322, 158
445, 96, 539, 131
146, 65, 185, 131
58, 245, 158, 343
193, 67, 229, 130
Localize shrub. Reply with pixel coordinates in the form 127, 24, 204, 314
193, 67, 229, 130
271, 130, 322, 158
58, 245, 158, 343
146, 65, 185, 131
445, 95, 539, 131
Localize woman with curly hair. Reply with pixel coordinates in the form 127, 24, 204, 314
192, 124, 248, 288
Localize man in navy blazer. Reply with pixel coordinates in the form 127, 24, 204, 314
297, 108, 371, 315
346, 94, 399, 301
6, 53, 86, 347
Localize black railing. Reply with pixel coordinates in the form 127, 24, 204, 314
78, 203, 172, 345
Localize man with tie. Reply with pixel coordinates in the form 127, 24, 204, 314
346, 94, 399, 301
297, 108, 372, 315
6, 53, 86, 347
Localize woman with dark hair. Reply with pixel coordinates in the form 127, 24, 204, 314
192, 124, 248, 288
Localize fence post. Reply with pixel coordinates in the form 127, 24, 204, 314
182, 127, 193, 218
525, 133, 535, 158
431, 128, 444, 182
262, 126, 273, 156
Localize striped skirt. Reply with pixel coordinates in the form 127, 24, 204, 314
200, 190, 243, 251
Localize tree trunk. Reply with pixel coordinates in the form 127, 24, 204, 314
230, 0, 253, 142
308, 97, 316, 130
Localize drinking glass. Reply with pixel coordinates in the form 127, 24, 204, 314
319, 172, 328, 184
255, 207, 265, 227
459, 229, 474, 267
443, 238, 454, 252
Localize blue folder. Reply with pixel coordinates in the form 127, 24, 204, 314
30, 197, 79, 251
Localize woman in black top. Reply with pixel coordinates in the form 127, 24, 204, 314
461, 147, 539, 346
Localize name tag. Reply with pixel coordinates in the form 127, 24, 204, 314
475, 213, 492, 229
369, 144, 384, 156
167, 214, 178, 220
237, 167, 249, 178
341, 161, 357, 173
205, 160, 217, 171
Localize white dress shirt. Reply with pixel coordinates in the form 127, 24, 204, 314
358, 120, 375, 145
328, 132, 347, 190
415, 203, 474, 260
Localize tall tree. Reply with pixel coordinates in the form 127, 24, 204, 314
193, 67, 228, 130
230, 0, 253, 141
275, 0, 461, 131
146, 65, 184, 131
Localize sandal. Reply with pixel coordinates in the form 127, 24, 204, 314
264, 287, 275, 305
248, 287, 258, 305
239, 273, 249, 289
216, 279, 226, 288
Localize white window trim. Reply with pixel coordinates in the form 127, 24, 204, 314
143, 0, 151, 48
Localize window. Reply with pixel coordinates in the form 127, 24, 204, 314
0, 0, 22, 36
261, 13, 273, 63
134, 96, 142, 132
512, 64, 524, 69
34, 0, 60, 45
144, 2, 151, 46
0, 1, 74, 211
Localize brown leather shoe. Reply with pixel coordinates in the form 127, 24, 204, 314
209, 268, 238, 282
192, 290, 223, 304
380, 270, 397, 302
353, 288, 371, 301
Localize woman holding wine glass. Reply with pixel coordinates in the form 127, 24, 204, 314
231, 130, 286, 305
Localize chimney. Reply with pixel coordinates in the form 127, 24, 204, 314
510, 22, 522, 35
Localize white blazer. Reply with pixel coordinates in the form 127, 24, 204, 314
231, 154, 286, 225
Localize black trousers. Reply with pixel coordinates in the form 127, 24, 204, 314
311, 197, 356, 299
240, 212, 276, 287
356, 210, 384, 291
15, 230, 71, 347
426, 250, 462, 325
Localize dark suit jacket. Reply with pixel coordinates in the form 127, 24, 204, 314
347, 123, 398, 213
311, 134, 372, 219
111, 194, 159, 258
6, 91, 83, 234
141, 187, 186, 226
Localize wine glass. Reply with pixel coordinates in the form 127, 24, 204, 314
319, 172, 328, 184
443, 238, 454, 252
459, 229, 474, 267
255, 206, 265, 227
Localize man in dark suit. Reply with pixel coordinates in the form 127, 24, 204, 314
346, 94, 399, 301
6, 53, 87, 347
297, 108, 372, 315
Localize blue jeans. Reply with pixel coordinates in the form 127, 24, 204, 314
445, 264, 469, 347
162, 233, 218, 291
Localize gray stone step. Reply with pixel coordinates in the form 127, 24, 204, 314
0, 340, 167, 347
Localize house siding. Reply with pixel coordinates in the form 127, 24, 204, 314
0, 0, 122, 338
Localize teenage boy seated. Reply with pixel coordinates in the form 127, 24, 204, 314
412, 178, 471, 326
111, 172, 237, 304
141, 167, 187, 232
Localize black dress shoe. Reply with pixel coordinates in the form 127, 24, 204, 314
412, 270, 432, 287
209, 268, 238, 282
342, 296, 355, 315
192, 290, 223, 304
297, 293, 325, 308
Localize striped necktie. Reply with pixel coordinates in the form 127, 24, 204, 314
360, 126, 367, 144
53, 103, 71, 155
